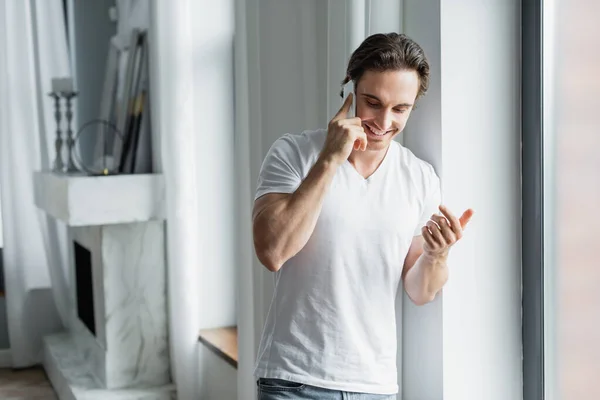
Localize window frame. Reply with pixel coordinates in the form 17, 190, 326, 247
522, 0, 545, 399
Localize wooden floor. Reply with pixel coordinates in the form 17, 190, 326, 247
0, 367, 57, 400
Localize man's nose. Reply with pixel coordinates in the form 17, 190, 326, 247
375, 111, 393, 130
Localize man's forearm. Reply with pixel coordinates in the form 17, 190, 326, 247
253, 156, 339, 271
404, 252, 449, 305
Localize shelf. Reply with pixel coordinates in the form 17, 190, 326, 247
198, 326, 238, 369
33, 171, 165, 226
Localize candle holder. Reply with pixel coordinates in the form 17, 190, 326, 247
61, 91, 79, 173
48, 91, 64, 172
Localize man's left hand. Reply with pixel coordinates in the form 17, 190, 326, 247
422, 205, 474, 258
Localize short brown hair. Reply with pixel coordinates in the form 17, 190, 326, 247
341, 33, 430, 101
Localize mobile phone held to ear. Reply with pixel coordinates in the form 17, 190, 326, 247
342, 80, 355, 118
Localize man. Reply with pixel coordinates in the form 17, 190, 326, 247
252, 33, 474, 400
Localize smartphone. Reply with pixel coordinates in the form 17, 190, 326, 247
342, 80, 356, 118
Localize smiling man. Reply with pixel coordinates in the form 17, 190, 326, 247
252, 33, 474, 400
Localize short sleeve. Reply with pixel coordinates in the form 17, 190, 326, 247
254, 134, 303, 201
413, 165, 442, 236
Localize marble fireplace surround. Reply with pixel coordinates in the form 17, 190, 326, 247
34, 171, 176, 400
69, 222, 169, 389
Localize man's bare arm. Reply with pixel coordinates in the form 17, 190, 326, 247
402, 236, 449, 305
253, 157, 338, 271
253, 94, 366, 272
402, 205, 474, 305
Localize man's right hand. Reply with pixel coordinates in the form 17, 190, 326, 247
254, 94, 365, 272
320, 93, 367, 166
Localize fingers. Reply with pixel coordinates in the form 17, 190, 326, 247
338, 124, 366, 151
351, 127, 368, 151
459, 208, 475, 229
421, 226, 437, 250
439, 205, 475, 235
431, 214, 455, 243
346, 116, 363, 126
426, 220, 445, 245
332, 93, 354, 122
329, 118, 362, 134
438, 205, 463, 239
424, 207, 474, 254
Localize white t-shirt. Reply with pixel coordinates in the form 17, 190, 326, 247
253, 129, 441, 395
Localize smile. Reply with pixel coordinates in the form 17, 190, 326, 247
365, 124, 393, 137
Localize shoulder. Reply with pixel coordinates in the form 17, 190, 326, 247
274, 128, 326, 151
394, 142, 436, 175
266, 128, 326, 170
393, 142, 440, 192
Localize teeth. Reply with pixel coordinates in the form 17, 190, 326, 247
367, 125, 387, 136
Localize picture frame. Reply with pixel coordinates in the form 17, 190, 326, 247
94, 29, 151, 175
115, 29, 149, 174
93, 36, 122, 171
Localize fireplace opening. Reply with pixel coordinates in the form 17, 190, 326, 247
74, 241, 95, 335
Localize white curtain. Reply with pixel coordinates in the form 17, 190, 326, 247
151, 1, 237, 399
150, 2, 203, 399
0, 0, 71, 367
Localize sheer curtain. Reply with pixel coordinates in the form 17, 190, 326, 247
0, 0, 71, 367
150, 0, 237, 398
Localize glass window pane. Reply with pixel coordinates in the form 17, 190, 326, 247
544, 0, 600, 398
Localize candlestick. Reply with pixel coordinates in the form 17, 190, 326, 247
62, 91, 79, 173
48, 92, 64, 172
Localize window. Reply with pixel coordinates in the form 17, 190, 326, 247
523, 0, 600, 399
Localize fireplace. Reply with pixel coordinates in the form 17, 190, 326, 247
74, 241, 95, 336
34, 171, 173, 398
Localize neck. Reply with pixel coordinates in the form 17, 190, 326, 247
347, 145, 390, 176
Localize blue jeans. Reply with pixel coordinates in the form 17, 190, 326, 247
257, 378, 397, 400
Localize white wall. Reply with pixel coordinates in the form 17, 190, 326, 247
199, 347, 238, 400
439, 1, 522, 399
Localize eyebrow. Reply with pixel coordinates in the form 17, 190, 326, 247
362, 93, 413, 108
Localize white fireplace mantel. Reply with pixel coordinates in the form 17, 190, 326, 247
33, 171, 166, 226
34, 170, 174, 400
